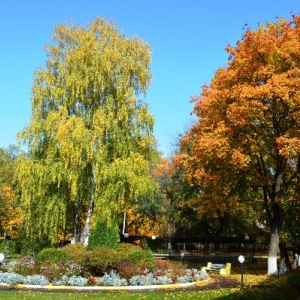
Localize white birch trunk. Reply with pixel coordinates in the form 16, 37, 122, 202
81, 196, 94, 246
80, 172, 95, 246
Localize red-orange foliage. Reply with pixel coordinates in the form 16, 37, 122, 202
180, 15, 300, 274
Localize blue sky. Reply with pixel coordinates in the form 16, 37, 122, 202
1, 1, 299, 156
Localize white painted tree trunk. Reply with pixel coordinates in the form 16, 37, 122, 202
268, 256, 278, 275
268, 224, 280, 275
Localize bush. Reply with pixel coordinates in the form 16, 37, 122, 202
39, 259, 84, 281
37, 248, 67, 263
116, 243, 141, 254
61, 243, 88, 265
112, 259, 138, 279
127, 249, 155, 270
87, 221, 120, 250
20, 235, 51, 256
154, 258, 171, 274
0, 240, 16, 257
85, 246, 120, 275
10, 256, 37, 276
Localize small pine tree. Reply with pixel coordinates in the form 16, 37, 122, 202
87, 220, 120, 250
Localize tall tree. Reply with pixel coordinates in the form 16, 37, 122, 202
181, 15, 300, 274
0, 146, 22, 239
16, 17, 159, 245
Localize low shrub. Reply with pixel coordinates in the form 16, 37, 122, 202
0, 272, 24, 285
66, 275, 88, 286
10, 256, 37, 276
37, 248, 67, 263
23, 274, 49, 286
112, 259, 138, 279
39, 259, 84, 281
0, 240, 16, 257
61, 243, 88, 265
127, 249, 155, 270
154, 258, 171, 274
85, 246, 120, 275
116, 243, 141, 254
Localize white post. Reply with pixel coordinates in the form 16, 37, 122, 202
122, 212, 126, 235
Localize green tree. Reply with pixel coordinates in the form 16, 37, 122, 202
16, 17, 159, 245
0, 146, 22, 240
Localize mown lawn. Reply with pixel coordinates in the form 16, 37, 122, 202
0, 289, 235, 300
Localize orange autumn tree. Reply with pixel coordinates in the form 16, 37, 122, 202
181, 15, 300, 275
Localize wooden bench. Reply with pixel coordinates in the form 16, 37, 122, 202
201, 262, 231, 276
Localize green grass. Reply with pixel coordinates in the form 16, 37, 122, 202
0, 289, 235, 300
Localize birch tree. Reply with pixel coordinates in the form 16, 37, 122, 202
16, 17, 159, 245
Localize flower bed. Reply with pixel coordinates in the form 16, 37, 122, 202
0, 268, 209, 287
0, 244, 210, 288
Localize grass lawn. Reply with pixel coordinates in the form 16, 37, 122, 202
0, 289, 236, 300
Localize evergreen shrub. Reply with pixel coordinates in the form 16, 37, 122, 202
87, 221, 120, 250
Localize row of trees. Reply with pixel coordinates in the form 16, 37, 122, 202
1, 15, 300, 275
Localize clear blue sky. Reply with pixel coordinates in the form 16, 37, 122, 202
1, 1, 299, 156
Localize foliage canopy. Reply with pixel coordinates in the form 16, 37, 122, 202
16, 17, 159, 244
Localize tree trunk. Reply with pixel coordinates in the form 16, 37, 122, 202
279, 242, 291, 275
268, 225, 279, 275
80, 172, 95, 246
268, 202, 283, 275
80, 196, 94, 246
268, 207, 280, 274
73, 199, 81, 243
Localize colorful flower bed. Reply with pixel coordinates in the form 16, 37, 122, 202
0, 245, 209, 288
0, 268, 209, 287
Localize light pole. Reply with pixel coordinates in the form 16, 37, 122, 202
238, 255, 245, 288
244, 235, 249, 259
122, 212, 129, 238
